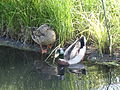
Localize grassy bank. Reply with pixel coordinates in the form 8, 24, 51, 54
0, 0, 74, 45
0, 0, 120, 55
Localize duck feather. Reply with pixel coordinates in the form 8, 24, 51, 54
61, 35, 86, 65
31, 24, 56, 45
64, 38, 82, 60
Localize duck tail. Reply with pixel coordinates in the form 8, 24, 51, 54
79, 35, 86, 48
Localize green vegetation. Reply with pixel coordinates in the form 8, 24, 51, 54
0, 0, 74, 45
0, 0, 120, 55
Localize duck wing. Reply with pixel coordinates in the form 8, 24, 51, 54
67, 35, 86, 64
67, 45, 86, 64
31, 30, 46, 44
64, 38, 81, 60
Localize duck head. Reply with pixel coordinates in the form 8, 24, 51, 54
55, 48, 69, 66
30, 24, 54, 35
55, 48, 64, 58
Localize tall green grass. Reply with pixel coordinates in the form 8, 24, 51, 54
105, 0, 120, 52
0, 0, 120, 55
82, 13, 109, 55
39, 0, 74, 45
0, 0, 74, 45
72, 0, 120, 55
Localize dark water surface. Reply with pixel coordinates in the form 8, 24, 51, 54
0, 46, 120, 90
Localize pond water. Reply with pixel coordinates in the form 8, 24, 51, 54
0, 46, 120, 90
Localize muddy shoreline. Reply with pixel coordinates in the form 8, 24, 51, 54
86, 46, 120, 66
0, 37, 120, 66
0, 37, 40, 52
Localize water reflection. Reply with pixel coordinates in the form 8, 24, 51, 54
57, 63, 87, 80
68, 63, 87, 75
98, 67, 120, 90
0, 46, 120, 90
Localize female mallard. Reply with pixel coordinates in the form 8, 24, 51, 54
56, 35, 86, 66
31, 24, 56, 53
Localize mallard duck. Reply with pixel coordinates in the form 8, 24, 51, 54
56, 35, 86, 66
31, 24, 56, 53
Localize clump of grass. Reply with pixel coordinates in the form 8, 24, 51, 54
71, 0, 109, 55
39, 0, 74, 45
105, 0, 120, 52
0, 0, 74, 45
72, 0, 120, 55
0, 0, 41, 40
82, 13, 108, 55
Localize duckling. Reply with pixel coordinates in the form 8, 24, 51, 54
56, 35, 86, 66
31, 24, 56, 53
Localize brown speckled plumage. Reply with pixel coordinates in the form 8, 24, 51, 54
31, 24, 56, 45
